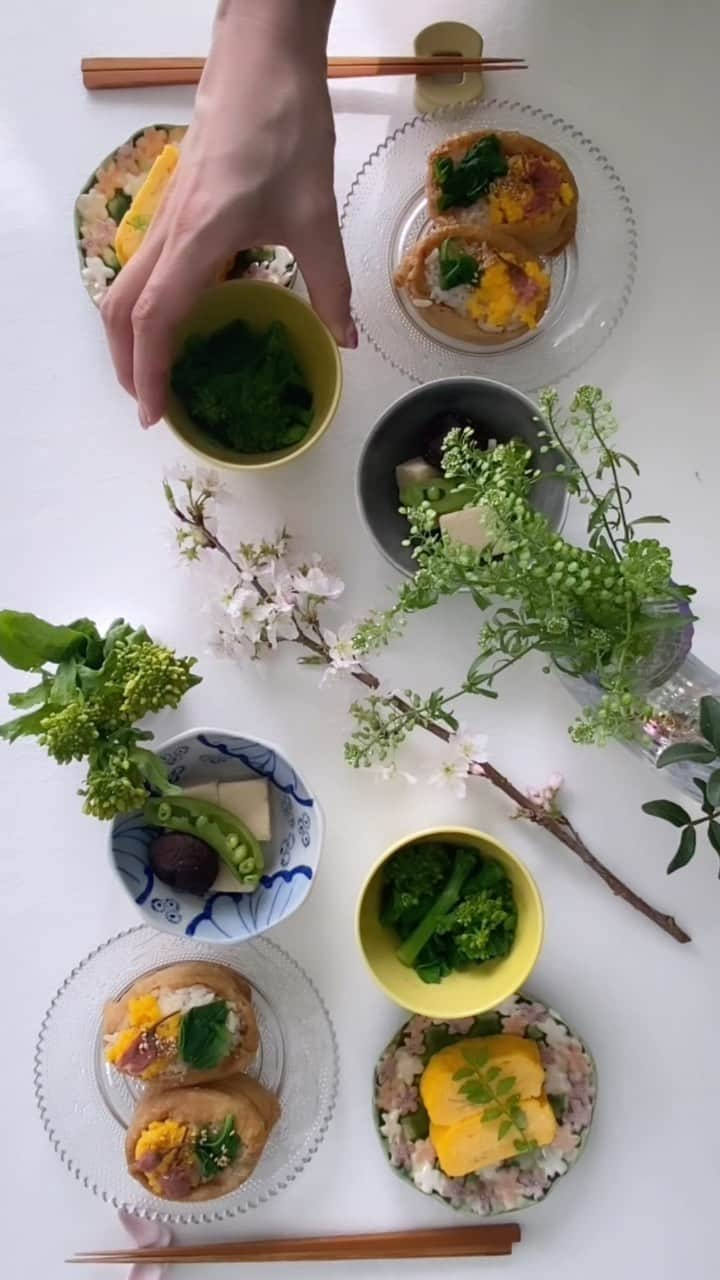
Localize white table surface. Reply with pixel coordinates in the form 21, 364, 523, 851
2, 1, 719, 1276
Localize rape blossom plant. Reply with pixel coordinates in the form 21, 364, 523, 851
161, 469, 691, 945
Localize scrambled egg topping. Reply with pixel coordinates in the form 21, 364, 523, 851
489, 155, 575, 225
156, 1012, 182, 1042
105, 993, 180, 1076
466, 257, 550, 330
134, 1120, 191, 1195
128, 995, 162, 1029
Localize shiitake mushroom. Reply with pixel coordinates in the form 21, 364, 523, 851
422, 411, 493, 470
149, 831, 219, 895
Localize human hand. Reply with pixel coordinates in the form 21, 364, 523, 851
102, 0, 354, 428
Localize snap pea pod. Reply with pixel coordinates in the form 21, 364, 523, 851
143, 795, 263, 891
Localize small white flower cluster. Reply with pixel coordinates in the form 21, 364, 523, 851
218, 544, 345, 660
320, 622, 362, 684
428, 726, 489, 799
369, 724, 489, 794
525, 772, 564, 814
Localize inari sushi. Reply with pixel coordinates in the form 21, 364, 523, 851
395, 224, 551, 345
126, 1074, 280, 1201
103, 961, 259, 1087
427, 130, 578, 255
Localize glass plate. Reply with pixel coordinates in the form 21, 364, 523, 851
341, 100, 637, 390
373, 992, 597, 1216
33, 927, 338, 1224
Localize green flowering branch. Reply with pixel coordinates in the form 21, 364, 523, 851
0, 612, 200, 819
164, 474, 690, 944
351, 386, 695, 749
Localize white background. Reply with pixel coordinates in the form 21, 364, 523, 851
1, 1, 719, 1277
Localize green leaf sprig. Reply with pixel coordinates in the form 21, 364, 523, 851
349, 386, 696, 750
0, 611, 200, 820
194, 1114, 241, 1181
438, 238, 481, 291
642, 695, 720, 875
452, 1045, 537, 1154
178, 1000, 231, 1071
434, 134, 509, 211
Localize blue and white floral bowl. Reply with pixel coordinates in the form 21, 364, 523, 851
109, 728, 323, 944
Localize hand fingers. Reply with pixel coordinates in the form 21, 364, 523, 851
100, 178, 178, 400
293, 202, 356, 349
130, 227, 225, 426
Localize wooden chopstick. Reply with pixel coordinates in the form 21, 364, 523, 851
69, 1224, 521, 1264
81, 55, 527, 90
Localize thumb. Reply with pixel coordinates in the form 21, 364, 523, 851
293, 204, 356, 349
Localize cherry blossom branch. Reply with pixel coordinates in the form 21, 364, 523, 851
165, 477, 690, 945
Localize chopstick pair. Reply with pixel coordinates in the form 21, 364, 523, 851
69, 1224, 522, 1264
81, 55, 527, 91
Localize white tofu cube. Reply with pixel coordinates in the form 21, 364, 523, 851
217, 779, 271, 842
439, 503, 500, 553
182, 781, 220, 804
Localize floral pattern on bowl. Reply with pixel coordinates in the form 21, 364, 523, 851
373, 993, 596, 1216
110, 728, 323, 944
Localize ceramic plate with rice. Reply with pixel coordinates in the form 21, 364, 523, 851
374, 992, 596, 1216
74, 124, 296, 306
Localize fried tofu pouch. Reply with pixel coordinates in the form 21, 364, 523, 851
103, 961, 259, 1088
427, 130, 578, 255
395, 224, 550, 346
126, 1074, 281, 1202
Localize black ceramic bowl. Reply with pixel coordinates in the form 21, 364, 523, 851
357, 377, 567, 576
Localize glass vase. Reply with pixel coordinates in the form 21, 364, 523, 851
562, 602, 719, 800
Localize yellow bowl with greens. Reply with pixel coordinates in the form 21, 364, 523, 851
165, 280, 343, 471
356, 827, 544, 1019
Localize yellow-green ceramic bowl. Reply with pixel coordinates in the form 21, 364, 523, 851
165, 280, 343, 470
356, 827, 544, 1019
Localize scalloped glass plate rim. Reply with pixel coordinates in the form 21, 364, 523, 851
33, 925, 339, 1224
372, 991, 598, 1218
340, 98, 638, 390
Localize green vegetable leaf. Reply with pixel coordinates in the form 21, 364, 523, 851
194, 1115, 241, 1182
434, 134, 508, 210
0, 705, 49, 742
438, 238, 480, 290
8, 679, 50, 710
496, 1075, 517, 1097
132, 746, 181, 796
178, 1001, 231, 1070
498, 1118, 513, 1140
452, 1067, 475, 1081
629, 515, 671, 526
462, 1046, 490, 1068
482, 1105, 503, 1123
708, 820, 720, 860
0, 611, 87, 672
641, 799, 692, 827
511, 1106, 528, 1131
666, 826, 696, 875
486, 1066, 502, 1082
705, 768, 720, 809
49, 657, 80, 705
700, 696, 720, 755
656, 742, 717, 769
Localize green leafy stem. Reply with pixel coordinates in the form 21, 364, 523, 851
642, 695, 720, 875
453, 1045, 537, 1154
164, 476, 691, 946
